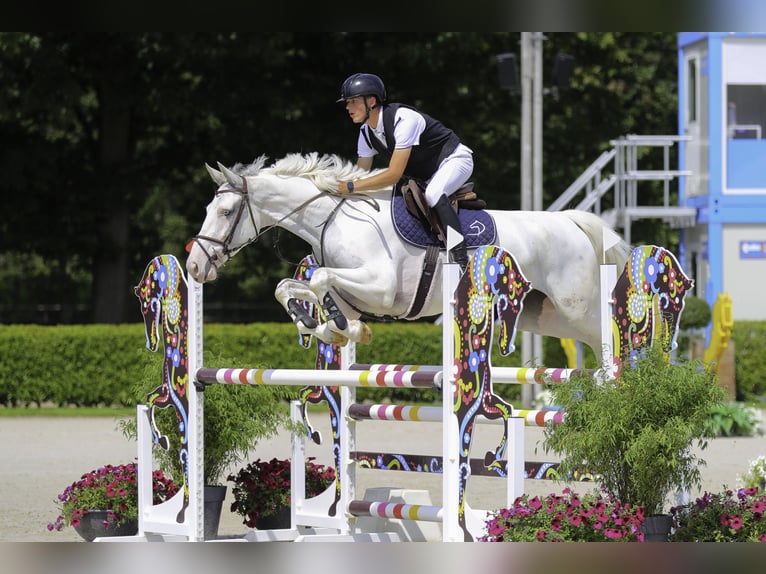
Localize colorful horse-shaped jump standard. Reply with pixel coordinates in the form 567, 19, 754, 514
134, 254, 190, 523
292, 254, 342, 517
453, 245, 531, 541
612, 245, 693, 365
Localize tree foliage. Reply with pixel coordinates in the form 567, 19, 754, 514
0, 32, 679, 324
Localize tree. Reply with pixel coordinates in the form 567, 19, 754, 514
0, 33, 679, 324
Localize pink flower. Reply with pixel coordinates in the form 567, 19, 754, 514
604, 528, 623, 539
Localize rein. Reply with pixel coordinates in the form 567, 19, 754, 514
190, 181, 258, 266
192, 177, 381, 272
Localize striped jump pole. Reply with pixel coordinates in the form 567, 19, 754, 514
351, 363, 598, 385
195, 366, 440, 388
348, 500, 443, 523
348, 403, 564, 428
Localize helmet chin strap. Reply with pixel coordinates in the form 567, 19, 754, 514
363, 98, 378, 123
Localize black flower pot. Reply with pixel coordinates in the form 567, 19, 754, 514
641, 514, 673, 542
73, 510, 138, 542
204, 485, 228, 540
254, 506, 291, 530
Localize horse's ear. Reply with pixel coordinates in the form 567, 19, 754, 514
205, 163, 227, 186
217, 162, 244, 189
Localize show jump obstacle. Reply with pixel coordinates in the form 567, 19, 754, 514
121, 239, 692, 542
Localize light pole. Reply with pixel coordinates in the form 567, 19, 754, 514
498, 35, 574, 408
520, 32, 545, 408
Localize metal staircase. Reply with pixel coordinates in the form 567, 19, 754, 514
546, 134, 697, 245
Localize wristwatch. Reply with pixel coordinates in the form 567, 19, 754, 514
346, 181, 354, 193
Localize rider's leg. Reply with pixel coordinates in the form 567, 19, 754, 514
432, 195, 468, 272
425, 145, 473, 273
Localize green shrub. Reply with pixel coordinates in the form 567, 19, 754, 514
679, 296, 712, 330
120, 349, 295, 485
706, 402, 762, 437
3, 320, 766, 408
544, 346, 726, 515
732, 322, 766, 400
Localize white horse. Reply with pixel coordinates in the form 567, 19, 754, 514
186, 152, 632, 354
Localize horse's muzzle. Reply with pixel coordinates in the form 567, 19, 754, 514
186, 253, 218, 283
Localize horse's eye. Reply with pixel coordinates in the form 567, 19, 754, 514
221, 209, 231, 217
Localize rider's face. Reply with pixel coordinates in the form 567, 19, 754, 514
344, 96, 372, 124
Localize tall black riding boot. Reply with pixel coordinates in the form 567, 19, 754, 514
433, 195, 468, 272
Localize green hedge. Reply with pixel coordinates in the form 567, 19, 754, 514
2, 321, 764, 408
731, 321, 766, 400
0, 322, 518, 407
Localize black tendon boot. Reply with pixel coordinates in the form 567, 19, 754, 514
433, 195, 468, 272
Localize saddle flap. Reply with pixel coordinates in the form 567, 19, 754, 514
401, 179, 445, 241
400, 179, 486, 243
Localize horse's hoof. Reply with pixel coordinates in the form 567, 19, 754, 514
333, 334, 350, 347
314, 324, 349, 347
359, 324, 373, 344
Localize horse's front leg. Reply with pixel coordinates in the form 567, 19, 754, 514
274, 278, 349, 346
308, 265, 398, 345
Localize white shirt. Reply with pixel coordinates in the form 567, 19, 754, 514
357, 106, 426, 158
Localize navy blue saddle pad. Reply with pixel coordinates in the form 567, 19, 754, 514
391, 189, 497, 249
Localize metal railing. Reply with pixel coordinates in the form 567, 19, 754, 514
546, 134, 696, 244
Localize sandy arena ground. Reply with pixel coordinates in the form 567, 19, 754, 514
1, 414, 765, 542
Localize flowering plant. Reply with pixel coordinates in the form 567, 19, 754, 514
739, 455, 766, 490
227, 457, 335, 527
669, 487, 766, 542
48, 462, 178, 532
480, 487, 646, 542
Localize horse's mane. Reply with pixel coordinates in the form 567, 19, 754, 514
232, 152, 382, 193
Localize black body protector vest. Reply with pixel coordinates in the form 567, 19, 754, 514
361, 103, 460, 181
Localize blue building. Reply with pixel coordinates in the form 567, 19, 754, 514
678, 32, 766, 320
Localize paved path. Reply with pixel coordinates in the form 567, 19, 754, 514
2, 415, 765, 542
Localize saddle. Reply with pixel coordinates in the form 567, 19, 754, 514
399, 178, 487, 244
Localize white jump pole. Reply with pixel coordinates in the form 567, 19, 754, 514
441, 231, 461, 541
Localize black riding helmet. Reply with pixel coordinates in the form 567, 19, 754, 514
336, 73, 386, 104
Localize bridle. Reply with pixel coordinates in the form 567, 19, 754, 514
189, 175, 381, 274
188, 179, 259, 269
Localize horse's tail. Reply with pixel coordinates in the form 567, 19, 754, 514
562, 209, 632, 270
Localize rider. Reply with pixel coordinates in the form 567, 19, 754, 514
335, 72, 472, 271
